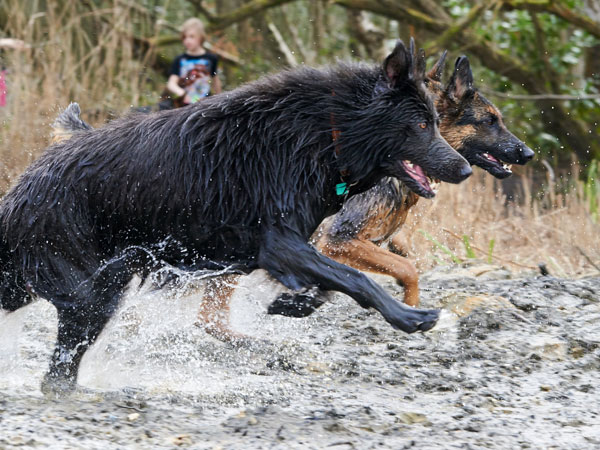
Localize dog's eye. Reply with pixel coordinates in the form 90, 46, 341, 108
419, 122, 427, 129
488, 115, 497, 126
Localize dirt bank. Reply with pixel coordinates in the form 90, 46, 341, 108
1, 263, 599, 449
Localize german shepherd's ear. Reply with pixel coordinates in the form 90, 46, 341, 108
446, 56, 474, 100
381, 40, 413, 88
426, 50, 448, 82
415, 47, 427, 80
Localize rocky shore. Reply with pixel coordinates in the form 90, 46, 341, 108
1, 263, 599, 449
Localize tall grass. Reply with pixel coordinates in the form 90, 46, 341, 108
0, 0, 159, 192
403, 168, 600, 277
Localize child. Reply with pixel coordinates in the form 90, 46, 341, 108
166, 18, 222, 106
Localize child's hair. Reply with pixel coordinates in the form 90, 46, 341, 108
180, 18, 206, 43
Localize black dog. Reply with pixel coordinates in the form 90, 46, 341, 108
0, 41, 471, 392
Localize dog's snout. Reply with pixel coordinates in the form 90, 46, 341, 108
429, 140, 472, 184
458, 164, 472, 181
519, 144, 535, 163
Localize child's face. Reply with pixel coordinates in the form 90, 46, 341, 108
182, 30, 203, 53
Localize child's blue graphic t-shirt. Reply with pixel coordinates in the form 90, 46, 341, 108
170, 52, 219, 102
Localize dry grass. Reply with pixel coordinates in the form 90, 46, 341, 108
403, 169, 600, 278
0, 0, 158, 191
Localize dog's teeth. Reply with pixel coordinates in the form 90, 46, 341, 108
406, 162, 413, 169
503, 163, 512, 171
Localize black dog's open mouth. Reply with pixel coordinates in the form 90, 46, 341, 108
475, 152, 512, 179
398, 160, 440, 199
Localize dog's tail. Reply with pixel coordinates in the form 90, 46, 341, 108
51, 102, 93, 143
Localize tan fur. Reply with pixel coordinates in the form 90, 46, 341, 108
50, 126, 73, 144
316, 233, 420, 307
195, 274, 250, 343
440, 123, 476, 150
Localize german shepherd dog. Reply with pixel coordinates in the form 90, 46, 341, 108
272, 52, 534, 315
0, 41, 472, 392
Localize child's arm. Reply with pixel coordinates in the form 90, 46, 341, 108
167, 75, 187, 100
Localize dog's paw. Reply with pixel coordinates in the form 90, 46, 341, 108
41, 371, 77, 398
267, 291, 326, 318
386, 307, 440, 334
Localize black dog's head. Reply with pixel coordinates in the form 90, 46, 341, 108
430, 56, 534, 179
356, 40, 471, 199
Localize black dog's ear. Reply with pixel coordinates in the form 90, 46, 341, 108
381, 40, 412, 88
446, 55, 474, 99
426, 50, 448, 82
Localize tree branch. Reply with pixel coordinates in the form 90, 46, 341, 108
191, 0, 297, 32
424, 1, 490, 55
479, 87, 600, 100
267, 21, 298, 67
346, 9, 387, 61
187, 0, 215, 21
501, 0, 600, 38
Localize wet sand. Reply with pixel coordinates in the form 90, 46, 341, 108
1, 264, 599, 449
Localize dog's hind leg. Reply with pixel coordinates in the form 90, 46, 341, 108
317, 237, 420, 307
41, 255, 135, 394
43, 297, 121, 394
267, 287, 330, 318
388, 231, 410, 257
260, 229, 438, 333
196, 274, 250, 344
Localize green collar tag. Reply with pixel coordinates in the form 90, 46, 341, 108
336, 182, 349, 196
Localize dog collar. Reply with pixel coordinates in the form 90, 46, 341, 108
330, 90, 350, 196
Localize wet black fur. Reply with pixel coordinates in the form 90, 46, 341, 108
0, 42, 470, 390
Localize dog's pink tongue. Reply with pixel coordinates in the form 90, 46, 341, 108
486, 153, 499, 163
412, 164, 426, 180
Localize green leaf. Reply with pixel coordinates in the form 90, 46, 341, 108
418, 229, 462, 265
462, 235, 476, 259
487, 239, 496, 264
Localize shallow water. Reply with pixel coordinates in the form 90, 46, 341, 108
1, 265, 599, 448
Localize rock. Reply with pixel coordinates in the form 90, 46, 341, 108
528, 337, 568, 361
323, 422, 350, 433
464, 263, 512, 280
127, 413, 140, 422
421, 267, 477, 284
306, 361, 332, 375
397, 412, 429, 425
171, 434, 193, 446
553, 294, 585, 309
440, 293, 515, 318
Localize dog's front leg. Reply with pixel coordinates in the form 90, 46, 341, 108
258, 229, 438, 333
317, 236, 420, 307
